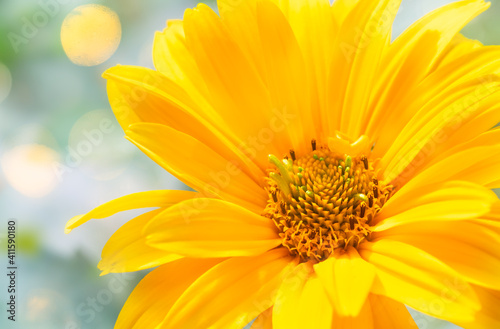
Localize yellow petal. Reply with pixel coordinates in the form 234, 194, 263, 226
392, 144, 500, 194
366, 31, 441, 157
152, 20, 210, 104
331, 0, 360, 26
183, 4, 292, 161
432, 34, 483, 70
455, 285, 500, 329
379, 181, 496, 219
381, 75, 500, 182
368, 0, 490, 158
65, 189, 197, 233
126, 122, 267, 213
314, 247, 375, 317
256, 0, 314, 153
327, 0, 402, 138
161, 248, 295, 329
104, 65, 265, 184
359, 240, 480, 323
374, 180, 497, 229
373, 220, 500, 290
103, 65, 215, 132
273, 0, 336, 140
250, 308, 273, 329
340, 0, 402, 138
368, 294, 418, 328
99, 209, 182, 275
217, 0, 267, 83
273, 263, 333, 329
114, 258, 222, 329
331, 297, 374, 329
414, 127, 500, 182
145, 198, 281, 258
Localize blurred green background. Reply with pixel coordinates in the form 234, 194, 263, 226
0, 0, 498, 328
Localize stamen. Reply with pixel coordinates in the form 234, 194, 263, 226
271, 188, 278, 202
290, 150, 296, 161
360, 203, 366, 217
373, 186, 379, 198
361, 156, 368, 170
280, 201, 287, 214
311, 139, 317, 151
368, 194, 374, 207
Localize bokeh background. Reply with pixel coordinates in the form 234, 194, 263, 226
0, 0, 498, 328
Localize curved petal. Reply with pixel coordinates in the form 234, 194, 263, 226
126, 122, 267, 214
432, 34, 483, 71
327, 0, 402, 138
183, 4, 293, 162
273, 263, 333, 329
368, 294, 418, 328
373, 180, 497, 229
332, 297, 374, 329
256, 0, 314, 153
65, 190, 198, 233
144, 198, 281, 258
359, 239, 480, 323
391, 143, 500, 194
115, 258, 222, 329
454, 285, 500, 329
104, 65, 265, 183
381, 76, 500, 182
161, 248, 296, 329
99, 209, 182, 275
399, 127, 500, 188
368, 0, 490, 158
314, 247, 376, 317
152, 20, 210, 103
372, 220, 500, 290
283, 0, 336, 136
250, 308, 273, 329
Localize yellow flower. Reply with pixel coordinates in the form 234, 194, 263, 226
66, 0, 500, 328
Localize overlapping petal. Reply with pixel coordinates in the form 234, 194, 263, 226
372, 220, 500, 290
114, 258, 222, 329
144, 198, 281, 258
126, 122, 267, 213
368, 0, 491, 158
359, 240, 480, 323
314, 247, 375, 317
273, 263, 333, 329
373, 180, 497, 229
161, 248, 296, 328
98, 209, 182, 275
65, 189, 197, 233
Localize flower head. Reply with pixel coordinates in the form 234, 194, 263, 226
67, 0, 500, 328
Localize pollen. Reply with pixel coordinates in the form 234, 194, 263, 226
263, 142, 394, 262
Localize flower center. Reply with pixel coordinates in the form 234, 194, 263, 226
263, 140, 393, 262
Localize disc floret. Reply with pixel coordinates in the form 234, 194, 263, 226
264, 142, 393, 262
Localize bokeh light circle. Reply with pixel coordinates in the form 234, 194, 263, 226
1, 144, 60, 198
61, 4, 121, 66
68, 109, 132, 181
